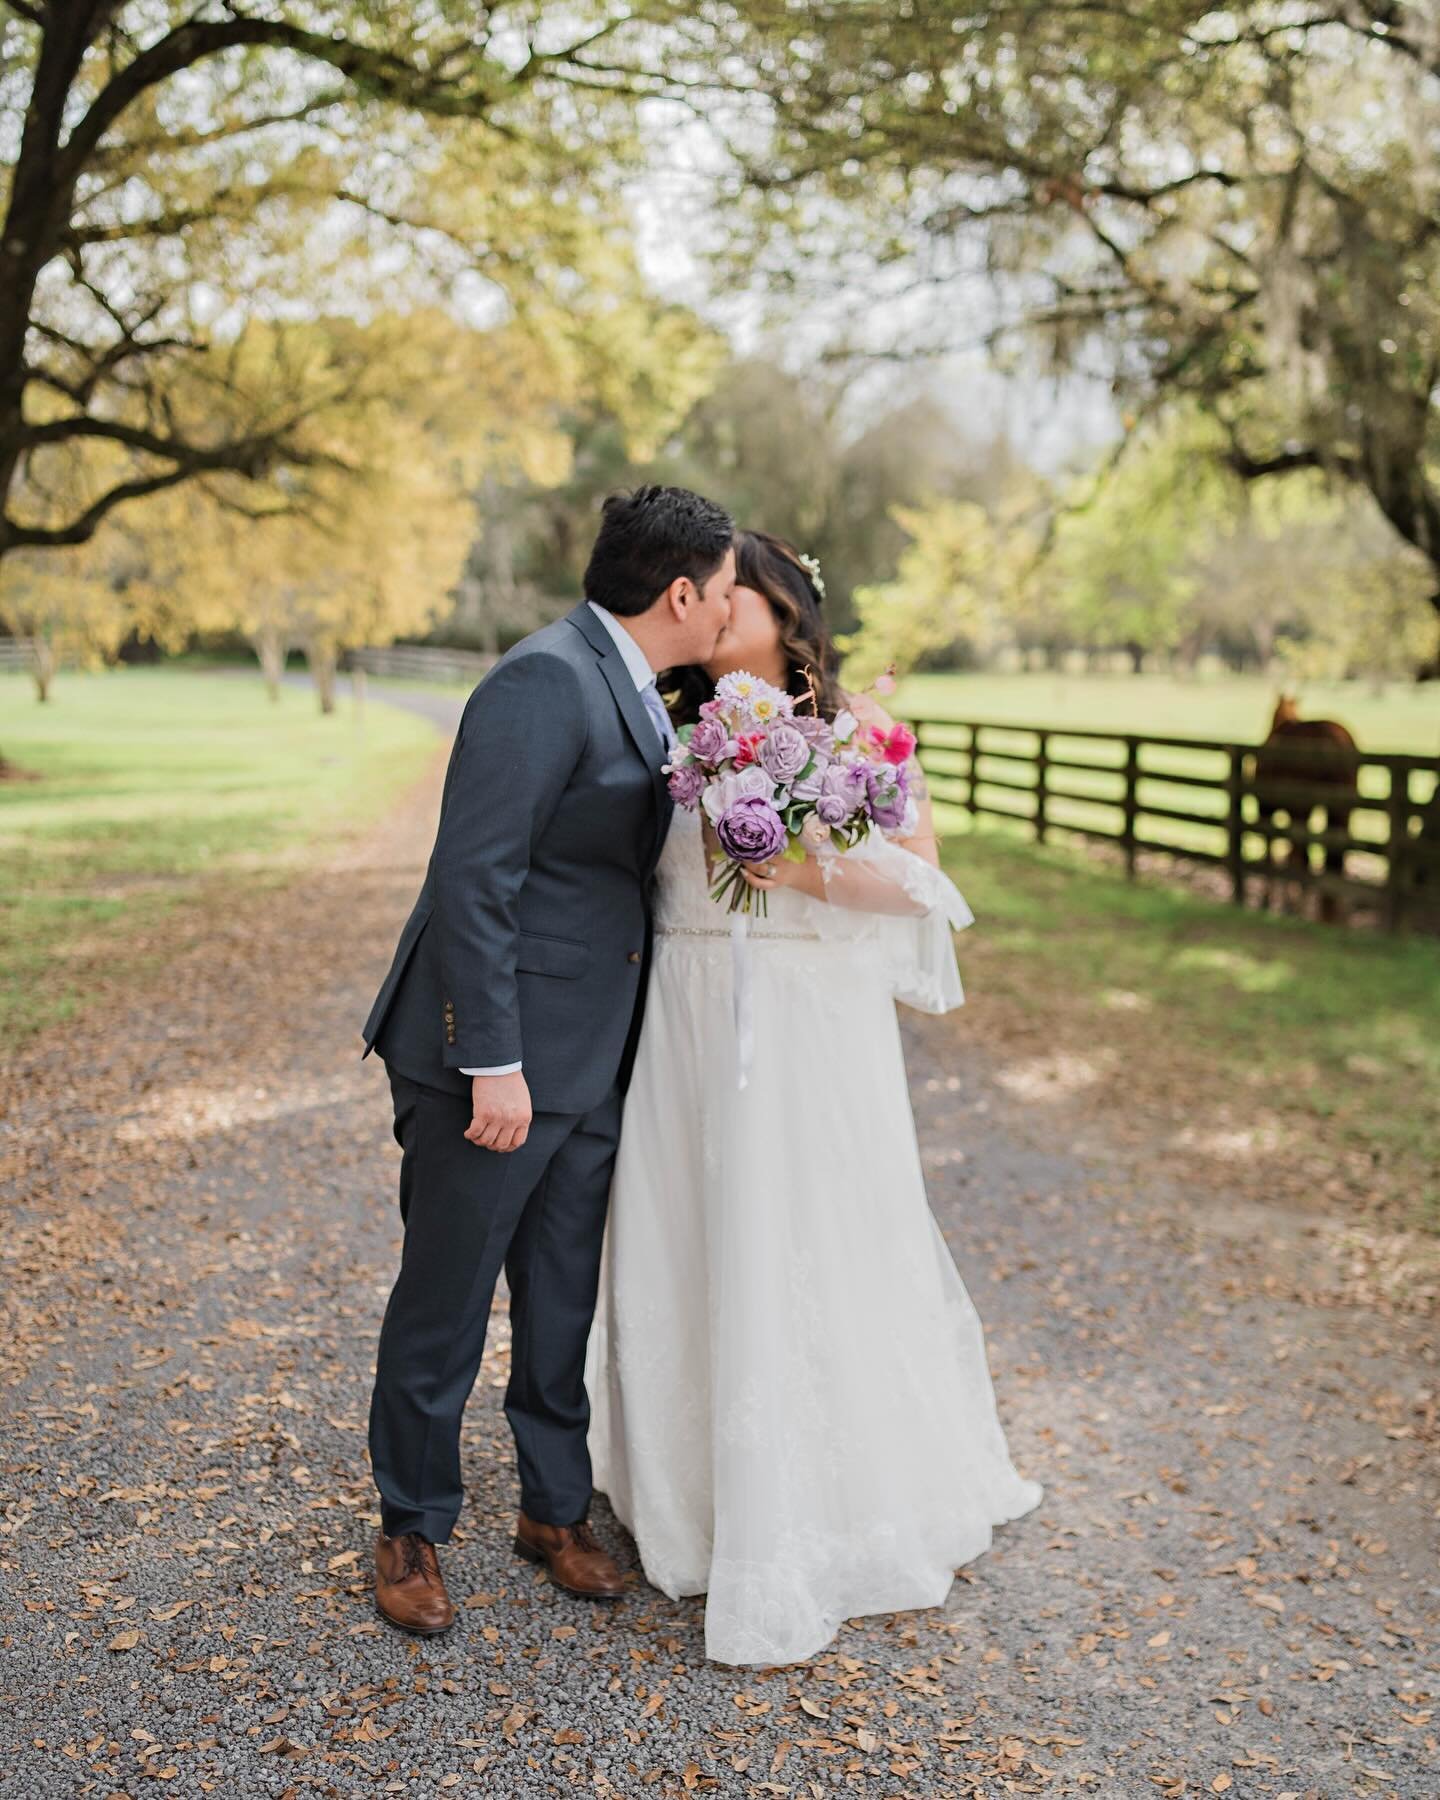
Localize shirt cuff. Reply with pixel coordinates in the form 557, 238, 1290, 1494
460, 1062, 522, 1077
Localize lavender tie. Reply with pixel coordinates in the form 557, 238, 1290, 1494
640, 679, 676, 753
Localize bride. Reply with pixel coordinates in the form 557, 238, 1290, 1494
583, 529, 1043, 1666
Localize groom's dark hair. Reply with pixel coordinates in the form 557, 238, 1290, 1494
583, 485, 735, 617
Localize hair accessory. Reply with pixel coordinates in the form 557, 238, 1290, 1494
797, 550, 826, 598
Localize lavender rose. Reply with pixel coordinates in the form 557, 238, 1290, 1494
813, 759, 869, 826
792, 713, 835, 753
688, 716, 730, 765
867, 761, 911, 831
702, 764, 775, 824
790, 749, 833, 803
715, 795, 788, 864
667, 760, 706, 808
758, 722, 810, 784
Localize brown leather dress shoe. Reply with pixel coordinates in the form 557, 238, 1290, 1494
374, 1531, 456, 1636
513, 1510, 626, 1599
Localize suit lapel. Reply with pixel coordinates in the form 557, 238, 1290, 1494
565, 603, 673, 864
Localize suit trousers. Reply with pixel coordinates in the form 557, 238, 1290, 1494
368, 1066, 622, 1544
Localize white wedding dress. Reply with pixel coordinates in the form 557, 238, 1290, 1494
583, 807, 1044, 1665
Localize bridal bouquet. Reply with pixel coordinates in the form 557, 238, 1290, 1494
663, 670, 919, 914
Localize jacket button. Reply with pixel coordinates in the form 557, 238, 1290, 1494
627, 950, 641, 964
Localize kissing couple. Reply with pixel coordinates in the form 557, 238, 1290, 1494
359, 484, 1043, 1666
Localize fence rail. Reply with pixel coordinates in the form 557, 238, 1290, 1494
345, 643, 496, 684
0, 636, 37, 671
911, 715, 1440, 932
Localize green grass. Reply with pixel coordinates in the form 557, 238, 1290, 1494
895, 668, 1439, 754
0, 667, 440, 1046
937, 816, 1440, 1228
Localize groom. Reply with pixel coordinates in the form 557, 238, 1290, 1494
359, 485, 736, 1634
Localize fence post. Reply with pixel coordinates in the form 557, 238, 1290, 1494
1035, 728, 1049, 845
1385, 758, 1412, 932
1227, 743, 1247, 907
1122, 736, 1139, 880
966, 723, 979, 820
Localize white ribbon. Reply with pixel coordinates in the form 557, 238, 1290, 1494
731, 910, 754, 1089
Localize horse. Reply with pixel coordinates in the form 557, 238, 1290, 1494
1252, 694, 1360, 924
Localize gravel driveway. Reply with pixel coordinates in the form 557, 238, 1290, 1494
2, 684, 1435, 1798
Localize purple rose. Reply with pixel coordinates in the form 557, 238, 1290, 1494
758, 722, 810, 783
688, 716, 729, 765
812, 759, 868, 826
715, 795, 788, 864
667, 761, 706, 808
867, 761, 910, 831
702, 764, 776, 824
792, 713, 835, 752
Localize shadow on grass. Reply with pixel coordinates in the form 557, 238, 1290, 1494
942, 820, 1440, 1229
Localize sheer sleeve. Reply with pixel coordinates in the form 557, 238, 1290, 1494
811, 833, 974, 1014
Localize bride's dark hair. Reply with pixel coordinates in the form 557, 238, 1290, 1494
663, 528, 846, 726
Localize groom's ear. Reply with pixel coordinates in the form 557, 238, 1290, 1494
662, 574, 695, 618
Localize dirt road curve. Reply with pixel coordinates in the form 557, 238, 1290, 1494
2, 688, 1435, 1798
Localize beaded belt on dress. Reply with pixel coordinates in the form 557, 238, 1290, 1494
655, 923, 822, 942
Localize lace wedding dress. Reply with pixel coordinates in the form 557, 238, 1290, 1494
583, 806, 1044, 1665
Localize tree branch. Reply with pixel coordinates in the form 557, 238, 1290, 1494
60, 18, 514, 188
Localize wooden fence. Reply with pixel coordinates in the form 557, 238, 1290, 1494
911, 716, 1440, 932
345, 644, 496, 684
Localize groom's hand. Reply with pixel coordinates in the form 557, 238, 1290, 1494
465, 1071, 532, 1153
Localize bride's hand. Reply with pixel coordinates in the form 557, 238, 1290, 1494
741, 854, 823, 898
740, 857, 789, 893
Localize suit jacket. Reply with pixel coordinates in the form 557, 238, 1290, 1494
361, 602, 674, 1115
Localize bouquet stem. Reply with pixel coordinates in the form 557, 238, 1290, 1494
709, 858, 769, 917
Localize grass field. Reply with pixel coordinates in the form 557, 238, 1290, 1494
933, 809, 1440, 1230
0, 667, 439, 1046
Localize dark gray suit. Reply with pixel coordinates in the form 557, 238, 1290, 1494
361, 602, 673, 1542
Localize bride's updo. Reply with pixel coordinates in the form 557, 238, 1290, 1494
666, 528, 846, 726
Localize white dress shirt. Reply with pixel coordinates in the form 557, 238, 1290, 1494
462, 602, 661, 1079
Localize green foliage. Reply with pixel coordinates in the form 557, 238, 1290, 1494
1, 2, 730, 563
725, 1, 1440, 642
845, 500, 1012, 681
461, 355, 985, 645
849, 403, 1438, 682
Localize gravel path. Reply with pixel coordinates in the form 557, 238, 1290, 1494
2, 687, 1436, 1798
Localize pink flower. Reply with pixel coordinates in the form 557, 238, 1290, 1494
667, 761, 706, 808
873, 671, 897, 696
869, 722, 917, 766
732, 732, 765, 770
688, 716, 729, 765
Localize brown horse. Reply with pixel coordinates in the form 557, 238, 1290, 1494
1253, 694, 1360, 923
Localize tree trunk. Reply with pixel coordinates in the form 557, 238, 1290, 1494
1127, 640, 1145, 673
250, 627, 288, 701
30, 633, 55, 701
1420, 593, 1440, 681
0, 14, 103, 556
306, 640, 338, 714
